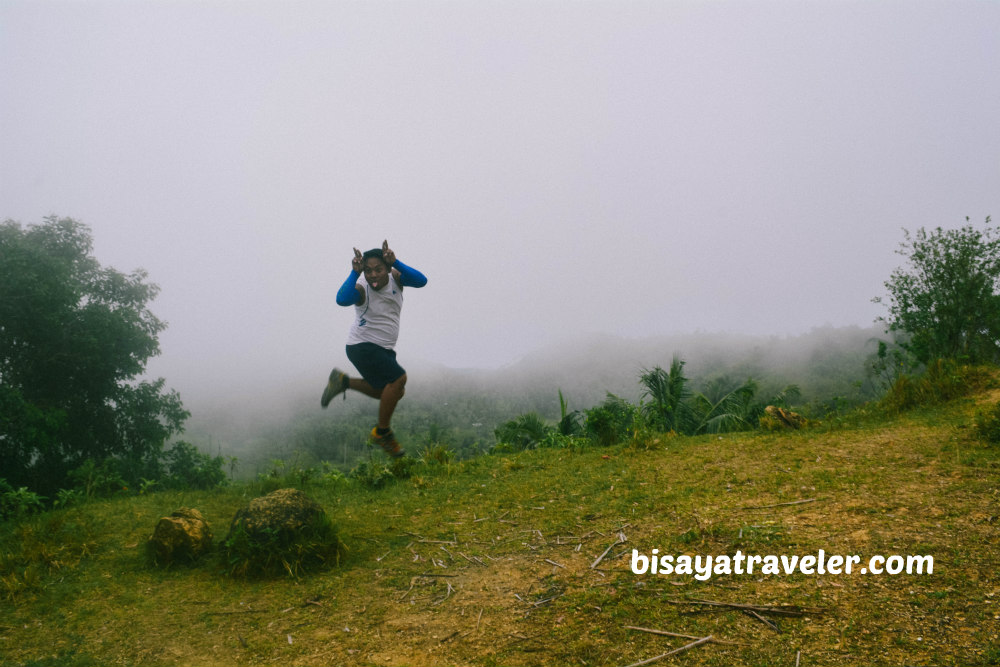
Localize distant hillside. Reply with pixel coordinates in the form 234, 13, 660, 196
183, 325, 884, 475
423, 325, 884, 408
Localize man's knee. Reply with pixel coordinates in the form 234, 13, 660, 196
393, 373, 407, 397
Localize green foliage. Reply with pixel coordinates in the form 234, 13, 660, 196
493, 412, 552, 451
0, 479, 46, 520
639, 358, 691, 433
880, 359, 993, 412
52, 488, 85, 509
875, 217, 1000, 365
220, 511, 343, 578
974, 402, 1000, 446
417, 443, 455, 465
66, 458, 128, 498
689, 376, 760, 434
584, 394, 639, 446
556, 389, 583, 436
0, 217, 188, 496
348, 455, 415, 489
161, 441, 226, 490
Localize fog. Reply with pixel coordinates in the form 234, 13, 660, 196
2, 1, 998, 420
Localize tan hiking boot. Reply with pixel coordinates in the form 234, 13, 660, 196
321, 368, 349, 408
371, 427, 404, 458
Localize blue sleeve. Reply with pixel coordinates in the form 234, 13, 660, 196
393, 259, 427, 288
336, 270, 362, 306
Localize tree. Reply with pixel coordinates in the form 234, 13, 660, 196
0, 216, 187, 495
875, 217, 1000, 365
639, 357, 692, 434
689, 376, 759, 435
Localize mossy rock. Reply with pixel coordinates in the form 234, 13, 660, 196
148, 507, 213, 566
222, 488, 343, 577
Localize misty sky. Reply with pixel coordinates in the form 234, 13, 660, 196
2, 1, 998, 405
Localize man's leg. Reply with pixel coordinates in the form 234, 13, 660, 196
377, 374, 407, 430
349, 377, 383, 399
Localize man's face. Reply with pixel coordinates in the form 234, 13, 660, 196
363, 257, 389, 290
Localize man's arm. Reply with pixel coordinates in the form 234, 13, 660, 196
391, 259, 428, 288
335, 248, 366, 306
383, 240, 427, 288
335, 270, 364, 306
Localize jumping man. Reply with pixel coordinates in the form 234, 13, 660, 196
321, 240, 427, 457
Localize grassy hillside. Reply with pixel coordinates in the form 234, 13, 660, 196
3, 383, 1000, 666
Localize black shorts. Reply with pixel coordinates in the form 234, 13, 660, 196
345, 342, 406, 390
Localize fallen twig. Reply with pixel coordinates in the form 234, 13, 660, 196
623, 635, 714, 667
624, 626, 744, 646
668, 598, 825, 616
418, 538, 458, 545
545, 558, 566, 568
740, 498, 819, 510
742, 607, 780, 632
591, 536, 626, 569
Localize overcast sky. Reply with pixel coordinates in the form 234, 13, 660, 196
2, 0, 998, 404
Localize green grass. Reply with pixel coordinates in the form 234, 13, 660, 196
3, 389, 1000, 666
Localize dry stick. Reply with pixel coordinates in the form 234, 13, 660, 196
740, 498, 819, 510
795, 650, 801, 667
624, 626, 744, 646
622, 635, 714, 667
476, 608, 484, 632
591, 537, 625, 569
545, 558, 566, 569
668, 598, 823, 616
742, 608, 780, 632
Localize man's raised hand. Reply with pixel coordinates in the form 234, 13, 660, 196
382, 240, 396, 267
352, 247, 363, 272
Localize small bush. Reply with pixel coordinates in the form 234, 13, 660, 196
349, 456, 414, 489
974, 401, 1000, 445
584, 394, 639, 447
493, 413, 552, 452
417, 443, 455, 465
67, 459, 128, 498
880, 359, 993, 412
0, 480, 46, 520
162, 441, 226, 490
220, 511, 343, 578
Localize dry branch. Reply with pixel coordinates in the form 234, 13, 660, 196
622, 635, 714, 667
740, 498, 819, 510
624, 626, 743, 646
668, 598, 825, 616
591, 536, 626, 569
742, 608, 780, 632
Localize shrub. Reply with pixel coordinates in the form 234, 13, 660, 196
162, 441, 226, 490
348, 456, 414, 489
493, 413, 552, 452
67, 458, 128, 498
584, 394, 640, 447
0, 479, 46, 520
974, 402, 1000, 445
880, 359, 993, 412
221, 511, 343, 578
417, 443, 455, 465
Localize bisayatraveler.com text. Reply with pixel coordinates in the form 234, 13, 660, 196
631, 549, 933, 581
